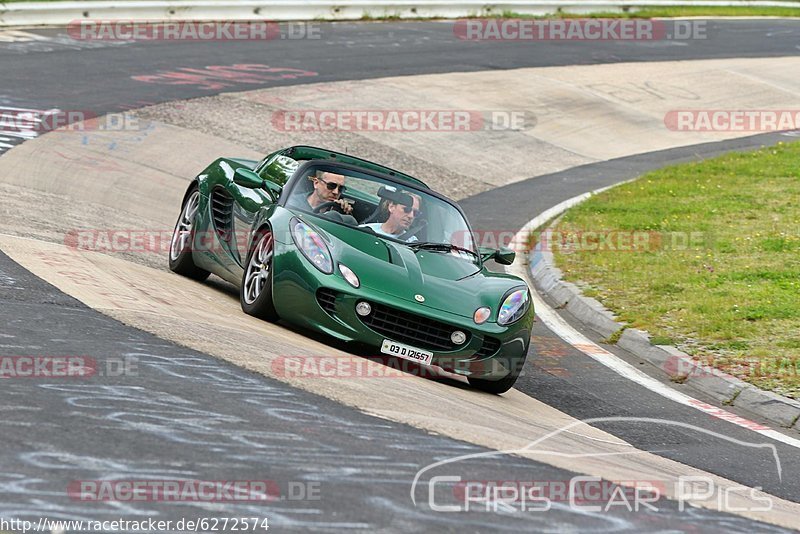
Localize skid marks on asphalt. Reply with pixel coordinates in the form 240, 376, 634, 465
0, 28, 128, 54
130, 64, 319, 91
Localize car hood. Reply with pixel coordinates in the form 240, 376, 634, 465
308, 217, 525, 318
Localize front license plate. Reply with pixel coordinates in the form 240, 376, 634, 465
380, 339, 433, 366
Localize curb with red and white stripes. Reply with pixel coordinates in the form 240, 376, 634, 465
507, 183, 800, 449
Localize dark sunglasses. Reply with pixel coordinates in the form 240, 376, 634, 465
318, 177, 346, 193
401, 205, 422, 217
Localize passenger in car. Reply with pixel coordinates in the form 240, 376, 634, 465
360, 192, 421, 242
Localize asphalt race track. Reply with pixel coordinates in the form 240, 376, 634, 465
0, 249, 778, 531
3, 20, 800, 119
2, 19, 800, 531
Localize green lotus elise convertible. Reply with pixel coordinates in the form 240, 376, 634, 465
168, 146, 534, 393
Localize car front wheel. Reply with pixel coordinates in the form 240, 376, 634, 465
168, 188, 210, 281
240, 228, 279, 321
467, 354, 527, 394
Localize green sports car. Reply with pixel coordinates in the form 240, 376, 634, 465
168, 146, 534, 393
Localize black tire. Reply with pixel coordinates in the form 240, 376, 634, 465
168, 188, 210, 281
467, 353, 527, 394
240, 228, 279, 321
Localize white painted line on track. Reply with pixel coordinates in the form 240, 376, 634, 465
508, 187, 800, 451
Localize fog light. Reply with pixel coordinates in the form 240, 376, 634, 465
355, 301, 372, 316
451, 330, 467, 345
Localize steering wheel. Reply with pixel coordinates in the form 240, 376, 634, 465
313, 200, 349, 214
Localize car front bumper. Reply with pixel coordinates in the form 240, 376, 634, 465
272, 246, 533, 381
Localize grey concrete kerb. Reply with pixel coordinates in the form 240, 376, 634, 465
526, 200, 800, 431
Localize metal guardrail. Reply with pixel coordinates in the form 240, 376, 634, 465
1, 0, 798, 27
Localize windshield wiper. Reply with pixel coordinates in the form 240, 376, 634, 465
407, 242, 479, 259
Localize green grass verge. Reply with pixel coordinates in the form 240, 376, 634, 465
2, 0, 799, 17
502, 6, 800, 18
359, 6, 800, 20
356, 6, 800, 21
552, 141, 800, 399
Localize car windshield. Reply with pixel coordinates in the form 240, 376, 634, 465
284, 163, 477, 252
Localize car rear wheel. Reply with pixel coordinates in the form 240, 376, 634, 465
168, 188, 210, 281
240, 228, 279, 321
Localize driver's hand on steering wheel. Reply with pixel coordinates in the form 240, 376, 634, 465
334, 198, 353, 215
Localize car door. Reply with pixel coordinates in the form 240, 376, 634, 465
228, 154, 298, 265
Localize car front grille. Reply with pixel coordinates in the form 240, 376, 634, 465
475, 336, 502, 358
359, 301, 468, 351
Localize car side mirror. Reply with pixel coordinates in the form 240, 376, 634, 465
234, 168, 263, 188
478, 246, 516, 265
234, 168, 282, 202
494, 246, 516, 265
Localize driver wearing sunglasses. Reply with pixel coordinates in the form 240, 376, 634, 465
306, 171, 353, 214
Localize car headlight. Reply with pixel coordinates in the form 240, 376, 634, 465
291, 218, 333, 274
339, 263, 360, 288
497, 288, 529, 326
